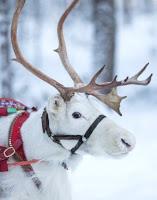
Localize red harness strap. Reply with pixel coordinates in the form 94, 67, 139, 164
0, 112, 29, 172
0, 111, 41, 189
0, 146, 14, 171
10, 112, 42, 189
9, 111, 30, 162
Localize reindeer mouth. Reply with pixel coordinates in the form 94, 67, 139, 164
103, 136, 135, 158
121, 138, 132, 148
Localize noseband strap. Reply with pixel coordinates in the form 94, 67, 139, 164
41, 108, 106, 154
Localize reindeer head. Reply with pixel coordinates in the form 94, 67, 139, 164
11, 0, 152, 158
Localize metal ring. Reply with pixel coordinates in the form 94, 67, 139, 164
4, 147, 15, 158
82, 136, 87, 142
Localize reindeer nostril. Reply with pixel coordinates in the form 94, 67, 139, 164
121, 138, 131, 148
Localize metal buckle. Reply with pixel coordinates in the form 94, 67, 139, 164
4, 147, 15, 158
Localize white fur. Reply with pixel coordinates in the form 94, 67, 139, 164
0, 94, 135, 200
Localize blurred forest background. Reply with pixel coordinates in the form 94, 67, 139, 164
0, 0, 157, 200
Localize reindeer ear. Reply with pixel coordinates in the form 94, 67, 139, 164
47, 95, 64, 114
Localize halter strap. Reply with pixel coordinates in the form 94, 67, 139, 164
71, 115, 105, 154
41, 108, 106, 154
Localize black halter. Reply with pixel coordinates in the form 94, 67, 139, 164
41, 108, 106, 154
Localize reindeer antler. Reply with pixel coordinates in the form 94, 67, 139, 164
53, 0, 152, 114
55, 0, 83, 85
11, 0, 67, 96
67, 63, 152, 115
75, 63, 152, 92
11, 0, 153, 115
85, 64, 152, 115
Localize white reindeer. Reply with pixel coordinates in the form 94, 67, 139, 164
0, 0, 152, 200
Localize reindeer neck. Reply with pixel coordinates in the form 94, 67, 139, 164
21, 107, 70, 163
8, 108, 72, 200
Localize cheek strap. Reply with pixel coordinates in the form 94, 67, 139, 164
70, 115, 106, 154
41, 108, 106, 154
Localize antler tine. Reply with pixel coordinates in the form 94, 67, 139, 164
89, 65, 106, 85
120, 63, 153, 86
11, 0, 66, 95
72, 66, 119, 93
75, 63, 153, 93
55, 0, 83, 85
91, 90, 127, 116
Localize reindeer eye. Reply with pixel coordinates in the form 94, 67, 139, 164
72, 112, 82, 119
